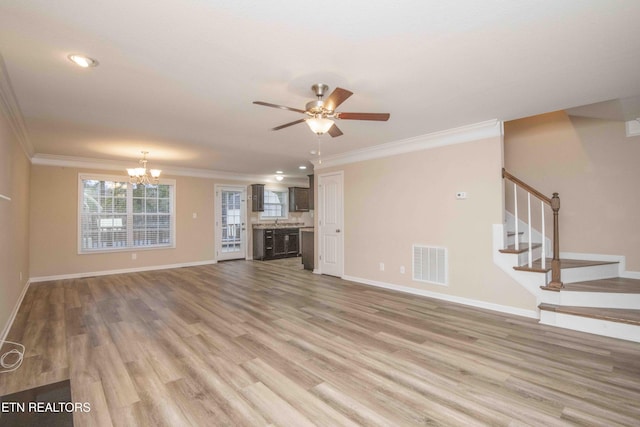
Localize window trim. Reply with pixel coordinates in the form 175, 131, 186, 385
77, 173, 177, 254
259, 188, 289, 220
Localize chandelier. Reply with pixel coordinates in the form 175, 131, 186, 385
127, 151, 161, 185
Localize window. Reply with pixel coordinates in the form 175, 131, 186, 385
79, 174, 175, 253
260, 189, 288, 219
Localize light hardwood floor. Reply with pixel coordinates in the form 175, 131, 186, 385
1, 258, 640, 426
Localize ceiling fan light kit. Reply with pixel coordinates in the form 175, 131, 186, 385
253, 83, 390, 137
306, 117, 334, 135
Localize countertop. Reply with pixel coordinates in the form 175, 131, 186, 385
252, 222, 308, 230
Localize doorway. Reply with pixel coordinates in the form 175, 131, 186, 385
215, 185, 247, 261
318, 171, 344, 277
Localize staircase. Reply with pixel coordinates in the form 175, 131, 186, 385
495, 169, 640, 343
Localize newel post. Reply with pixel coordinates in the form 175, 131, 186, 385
548, 192, 563, 289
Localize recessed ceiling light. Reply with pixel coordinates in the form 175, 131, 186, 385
68, 54, 98, 68
298, 165, 307, 170
275, 170, 283, 174
275, 175, 284, 181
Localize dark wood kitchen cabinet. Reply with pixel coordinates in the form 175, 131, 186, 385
301, 229, 314, 270
253, 228, 299, 260
253, 228, 273, 260
308, 174, 314, 210
250, 184, 264, 212
289, 187, 310, 212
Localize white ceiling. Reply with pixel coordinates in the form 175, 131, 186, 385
2, 1, 640, 179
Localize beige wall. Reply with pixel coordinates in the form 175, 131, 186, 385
0, 113, 30, 338
318, 136, 535, 311
29, 165, 256, 278
504, 111, 640, 270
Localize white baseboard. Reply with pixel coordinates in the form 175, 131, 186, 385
621, 270, 640, 279
1, 279, 31, 344
30, 259, 218, 283
342, 274, 538, 319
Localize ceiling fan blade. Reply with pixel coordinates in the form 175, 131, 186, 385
328, 124, 343, 138
253, 101, 306, 114
336, 112, 390, 121
272, 118, 306, 131
324, 88, 353, 112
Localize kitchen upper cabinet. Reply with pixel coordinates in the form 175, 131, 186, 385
289, 187, 310, 212
308, 174, 314, 210
250, 184, 264, 212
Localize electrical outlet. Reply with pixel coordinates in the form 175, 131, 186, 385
192, 212, 197, 219
132, 253, 137, 260
400, 266, 405, 274
379, 262, 385, 271
456, 191, 468, 199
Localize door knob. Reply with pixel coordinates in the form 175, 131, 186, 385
336, 229, 341, 233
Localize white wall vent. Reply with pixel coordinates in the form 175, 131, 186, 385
413, 245, 448, 286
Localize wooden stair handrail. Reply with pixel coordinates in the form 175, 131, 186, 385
502, 168, 551, 205
502, 168, 563, 290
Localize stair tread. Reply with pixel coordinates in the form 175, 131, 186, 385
558, 259, 619, 269
506, 231, 524, 236
563, 277, 640, 294
539, 303, 640, 326
513, 258, 619, 273
499, 242, 542, 254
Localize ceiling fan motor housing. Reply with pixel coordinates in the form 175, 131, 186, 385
311, 83, 329, 97
307, 84, 330, 115
305, 99, 326, 114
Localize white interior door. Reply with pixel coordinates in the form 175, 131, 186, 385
216, 185, 247, 261
318, 171, 344, 277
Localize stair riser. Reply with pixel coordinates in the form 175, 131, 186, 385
562, 263, 619, 284
539, 310, 640, 343
516, 246, 543, 265
558, 292, 640, 309
506, 234, 521, 246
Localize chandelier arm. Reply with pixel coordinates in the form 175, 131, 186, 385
127, 151, 161, 185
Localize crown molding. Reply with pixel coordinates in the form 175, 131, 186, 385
31, 153, 308, 186
0, 54, 35, 158
312, 119, 503, 170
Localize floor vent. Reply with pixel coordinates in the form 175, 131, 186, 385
413, 245, 447, 286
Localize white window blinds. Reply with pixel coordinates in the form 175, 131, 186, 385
79, 175, 175, 253
261, 189, 288, 219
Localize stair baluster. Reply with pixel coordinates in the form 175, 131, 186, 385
513, 182, 519, 251
502, 168, 562, 289
540, 200, 546, 270
527, 193, 532, 268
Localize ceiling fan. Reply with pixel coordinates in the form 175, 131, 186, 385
253, 83, 390, 137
